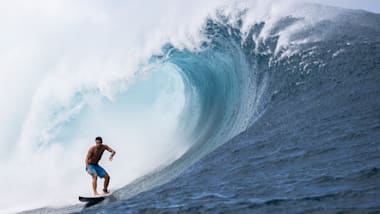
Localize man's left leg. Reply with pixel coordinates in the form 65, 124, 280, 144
103, 174, 110, 194
96, 165, 110, 194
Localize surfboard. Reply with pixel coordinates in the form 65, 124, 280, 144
79, 195, 105, 202
79, 194, 110, 207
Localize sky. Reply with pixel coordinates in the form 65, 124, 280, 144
306, 0, 380, 13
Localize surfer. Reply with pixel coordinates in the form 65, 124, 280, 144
85, 136, 116, 196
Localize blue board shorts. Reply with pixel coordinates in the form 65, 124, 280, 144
86, 164, 108, 178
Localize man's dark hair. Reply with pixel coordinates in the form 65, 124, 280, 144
95, 136, 103, 142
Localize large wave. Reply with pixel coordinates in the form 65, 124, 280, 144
110, 1, 351, 202
0, 0, 362, 213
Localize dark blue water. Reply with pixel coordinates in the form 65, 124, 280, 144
24, 4, 380, 214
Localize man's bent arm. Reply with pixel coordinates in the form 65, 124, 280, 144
106, 146, 116, 159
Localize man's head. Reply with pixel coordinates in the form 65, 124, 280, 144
95, 136, 103, 145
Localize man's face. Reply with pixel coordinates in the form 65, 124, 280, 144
96, 140, 102, 145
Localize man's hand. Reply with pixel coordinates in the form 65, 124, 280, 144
109, 155, 113, 161
86, 165, 92, 174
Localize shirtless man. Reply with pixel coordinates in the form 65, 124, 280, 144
85, 136, 116, 196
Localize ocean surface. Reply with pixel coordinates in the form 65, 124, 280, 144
11, 2, 380, 214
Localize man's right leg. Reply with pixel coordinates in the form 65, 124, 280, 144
92, 173, 99, 196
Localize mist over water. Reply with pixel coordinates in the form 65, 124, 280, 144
1, 64, 187, 212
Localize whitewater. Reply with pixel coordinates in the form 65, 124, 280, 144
0, 0, 379, 213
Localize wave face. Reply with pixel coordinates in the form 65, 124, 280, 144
2, 1, 380, 213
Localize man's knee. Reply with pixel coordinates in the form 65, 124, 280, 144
92, 174, 98, 179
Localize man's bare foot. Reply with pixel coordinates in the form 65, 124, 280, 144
93, 192, 100, 196
103, 189, 110, 195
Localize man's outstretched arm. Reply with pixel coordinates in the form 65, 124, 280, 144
106, 145, 116, 161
